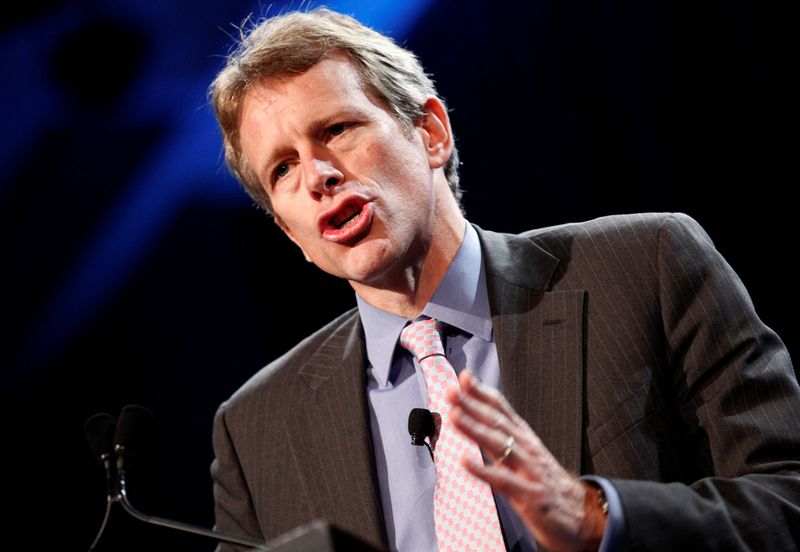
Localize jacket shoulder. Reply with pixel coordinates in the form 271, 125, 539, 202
522, 212, 706, 242
223, 307, 361, 407
520, 212, 714, 259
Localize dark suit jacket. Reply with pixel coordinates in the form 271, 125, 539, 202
211, 213, 800, 551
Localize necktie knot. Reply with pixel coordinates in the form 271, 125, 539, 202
399, 318, 446, 362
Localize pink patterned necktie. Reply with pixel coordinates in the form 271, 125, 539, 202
399, 318, 506, 552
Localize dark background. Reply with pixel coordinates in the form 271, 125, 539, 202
1, 0, 795, 550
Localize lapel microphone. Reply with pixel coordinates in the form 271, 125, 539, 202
408, 408, 435, 460
408, 408, 435, 445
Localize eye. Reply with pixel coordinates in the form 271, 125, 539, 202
328, 122, 348, 137
273, 162, 290, 182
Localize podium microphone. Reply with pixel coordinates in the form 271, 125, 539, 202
85, 412, 117, 498
84, 412, 118, 550
85, 405, 268, 551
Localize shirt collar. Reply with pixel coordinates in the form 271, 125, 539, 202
356, 223, 493, 387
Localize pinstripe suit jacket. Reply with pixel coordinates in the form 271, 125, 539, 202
211, 212, 800, 551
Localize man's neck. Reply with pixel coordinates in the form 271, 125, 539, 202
351, 216, 466, 319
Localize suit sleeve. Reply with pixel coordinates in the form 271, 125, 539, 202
611, 213, 800, 550
211, 401, 265, 552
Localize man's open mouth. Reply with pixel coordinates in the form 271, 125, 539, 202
320, 199, 374, 243
330, 204, 363, 229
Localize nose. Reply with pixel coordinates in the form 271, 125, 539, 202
303, 155, 344, 199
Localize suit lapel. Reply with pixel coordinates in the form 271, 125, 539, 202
291, 314, 388, 549
477, 226, 586, 474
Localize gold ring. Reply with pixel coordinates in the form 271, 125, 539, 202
497, 435, 515, 464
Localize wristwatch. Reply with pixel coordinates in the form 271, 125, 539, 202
595, 486, 609, 516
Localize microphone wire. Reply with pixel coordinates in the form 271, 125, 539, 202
422, 440, 433, 461
87, 498, 113, 552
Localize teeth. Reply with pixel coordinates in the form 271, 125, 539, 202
342, 213, 359, 227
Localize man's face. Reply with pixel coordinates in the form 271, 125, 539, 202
238, 55, 451, 288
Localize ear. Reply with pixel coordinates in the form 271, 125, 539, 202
417, 97, 453, 170
274, 216, 314, 263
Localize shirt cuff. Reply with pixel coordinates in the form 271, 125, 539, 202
581, 475, 625, 552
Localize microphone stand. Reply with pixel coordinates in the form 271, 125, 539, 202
110, 457, 268, 551
85, 407, 267, 551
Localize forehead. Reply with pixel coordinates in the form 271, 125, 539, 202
242, 55, 375, 120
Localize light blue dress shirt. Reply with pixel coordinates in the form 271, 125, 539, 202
356, 224, 623, 551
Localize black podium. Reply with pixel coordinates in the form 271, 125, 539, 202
263, 520, 384, 552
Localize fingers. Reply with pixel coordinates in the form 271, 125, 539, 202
461, 452, 537, 501
450, 369, 529, 431
446, 370, 605, 551
450, 402, 530, 469
447, 370, 540, 457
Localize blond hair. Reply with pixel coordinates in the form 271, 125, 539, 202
209, 7, 462, 214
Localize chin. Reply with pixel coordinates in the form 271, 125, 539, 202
331, 241, 397, 284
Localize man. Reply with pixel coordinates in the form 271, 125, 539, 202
208, 7, 800, 551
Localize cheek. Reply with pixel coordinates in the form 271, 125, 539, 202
285, 216, 316, 241
368, 140, 428, 190
272, 206, 311, 245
